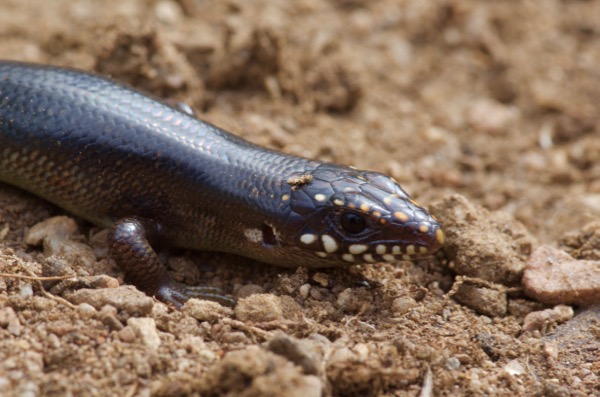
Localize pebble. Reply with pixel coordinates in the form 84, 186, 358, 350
431, 195, 534, 285
236, 284, 265, 299
47, 321, 75, 336
23, 216, 78, 246
6, 318, 23, 336
391, 296, 418, 316
235, 294, 284, 322
101, 312, 124, 331
127, 317, 161, 350
503, 359, 526, 376
43, 236, 97, 270
336, 288, 360, 312
299, 283, 311, 299
154, 0, 183, 24
19, 283, 33, 298
444, 356, 461, 371
88, 275, 120, 289
522, 305, 574, 333
0, 306, 22, 336
265, 333, 322, 375
0, 307, 18, 327
66, 286, 154, 317
523, 245, 600, 306
312, 272, 329, 287
182, 299, 233, 322
218, 331, 250, 345
118, 326, 137, 343
452, 283, 507, 317
198, 346, 322, 397
467, 98, 515, 135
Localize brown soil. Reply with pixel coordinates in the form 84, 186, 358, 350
0, 1, 599, 396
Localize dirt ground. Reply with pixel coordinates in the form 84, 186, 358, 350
0, 0, 599, 396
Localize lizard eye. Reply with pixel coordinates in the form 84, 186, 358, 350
340, 212, 366, 234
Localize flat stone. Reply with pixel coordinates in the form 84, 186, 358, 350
523, 245, 600, 306
65, 286, 154, 317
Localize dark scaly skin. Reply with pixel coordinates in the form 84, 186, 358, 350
0, 61, 445, 307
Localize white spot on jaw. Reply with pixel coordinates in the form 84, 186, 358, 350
342, 254, 355, 262
363, 254, 377, 263
406, 245, 415, 255
392, 246, 401, 255
383, 254, 396, 262
349, 244, 368, 254
316, 252, 328, 258
300, 233, 317, 245
314, 193, 327, 202
375, 244, 386, 255
333, 199, 344, 206
321, 235, 339, 253
244, 228, 263, 243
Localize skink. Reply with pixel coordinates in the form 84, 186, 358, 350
0, 61, 445, 307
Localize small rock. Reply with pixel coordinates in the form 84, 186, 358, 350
523, 245, 600, 306
452, 282, 507, 317
182, 299, 233, 322
328, 346, 356, 366
7, 317, 22, 336
218, 331, 250, 345
89, 275, 120, 289
127, 317, 161, 350
236, 284, 265, 299
154, 0, 183, 24
24, 216, 78, 246
299, 283, 311, 299
88, 228, 110, 259
444, 357, 461, 371
17, 380, 39, 397
0, 306, 18, 327
432, 195, 534, 285
100, 305, 118, 317
1, 307, 22, 336
265, 333, 322, 375
309, 287, 325, 301
197, 346, 322, 397
76, 303, 97, 318
118, 326, 137, 343
235, 294, 284, 322
391, 296, 418, 316
47, 321, 75, 336
19, 283, 33, 298
312, 272, 329, 287
522, 305, 574, 333
101, 313, 124, 331
42, 256, 77, 290
336, 288, 360, 312
503, 359, 526, 376
43, 236, 97, 270
507, 299, 544, 318
66, 286, 154, 317
558, 222, 600, 260
279, 295, 303, 321
467, 98, 515, 135
0, 223, 9, 241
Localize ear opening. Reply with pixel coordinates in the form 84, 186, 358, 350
262, 223, 278, 246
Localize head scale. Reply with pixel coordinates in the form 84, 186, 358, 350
283, 164, 444, 266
